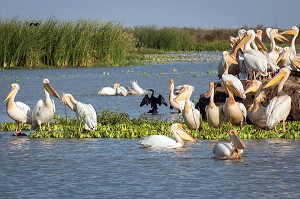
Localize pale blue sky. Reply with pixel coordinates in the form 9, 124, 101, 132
1, 0, 299, 28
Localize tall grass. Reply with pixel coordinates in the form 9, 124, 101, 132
0, 17, 137, 68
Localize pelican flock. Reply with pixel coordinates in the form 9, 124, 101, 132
2, 25, 299, 161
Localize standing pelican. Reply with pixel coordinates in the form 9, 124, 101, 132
31, 79, 60, 132
205, 82, 225, 130
213, 130, 246, 160
243, 80, 267, 129
61, 93, 97, 131
139, 123, 195, 148
169, 79, 185, 113
243, 29, 268, 79
4, 83, 32, 136
223, 80, 247, 130
263, 68, 291, 131
222, 51, 246, 98
175, 85, 201, 130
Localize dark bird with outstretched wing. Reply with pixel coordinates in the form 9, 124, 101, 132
140, 89, 167, 114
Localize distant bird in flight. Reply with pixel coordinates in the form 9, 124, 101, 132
30, 22, 40, 27
140, 89, 168, 114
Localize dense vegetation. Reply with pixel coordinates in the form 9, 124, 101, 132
1, 17, 298, 68
0, 110, 299, 139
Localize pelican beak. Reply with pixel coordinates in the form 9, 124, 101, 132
174, 88, 189, 101
4, 87, 17, 101
63, 96, 74, 111
276, 50, 288, 64
263, 69, 288, 89
281, 28, 297, 36
226, 81, 245, 98
292, 58, 300, 69
229, 130, 246, 149
274, 33, 289, 43
230, 34, 251, 56
254, 36, 268, 51
224, 53, 238, 65
243, 81, 259, 95
206, 82, 214, 98
169, 79, 174, 90
176, 124, 196, 142
44, 83, 60, 99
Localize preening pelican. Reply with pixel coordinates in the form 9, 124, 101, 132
175, 85, 201, 130
169, 79, 185, 113
263, 68, 291, 131
222, 51, 246, 98
243, 80, 267, 129
139, 123, 196, 148
98, 83, 127, 96
128, 80, 148, 95
205, 82, 225, 129
31, 79, 60, 132
140, 89, 168, 114
243, 29, 268, 79
213, 130, 246, 160
223, 80, 247, 130
61, 93, 97, 131
4, 83, 32, 136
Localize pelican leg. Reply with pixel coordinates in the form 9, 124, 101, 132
229, 122, 233, 130
47, 122, 52, 133
282, 120, 288, 132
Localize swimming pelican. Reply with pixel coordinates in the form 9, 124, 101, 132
205, 82, 225, 130
222, 51, 246, 98
223, 80, 247, 130
263, 68, 291, 132
213, 130, 246, 160
140, 89, 168, 114
4, 83, 32, 136
243, 29, 268, 79
243, 80, 267, 129
98, 83, 123, 96
169, 79, 185, 113
175, 85, 201, 130
61, 93, 97, 131
31, 79, 60, 132
129, 80, 148, 95
139, 123, 196, 148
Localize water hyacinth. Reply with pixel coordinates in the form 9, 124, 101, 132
0, 110, 299, 139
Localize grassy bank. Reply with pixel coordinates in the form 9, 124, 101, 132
0, 110, 299, 139
1, 18, 298, 68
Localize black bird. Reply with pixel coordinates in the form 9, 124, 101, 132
140, 89, 168, 114
30, 22, 40, 27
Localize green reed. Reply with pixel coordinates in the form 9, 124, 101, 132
0, 17, 137, 68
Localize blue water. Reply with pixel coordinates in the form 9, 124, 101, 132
0, 53, 299, 198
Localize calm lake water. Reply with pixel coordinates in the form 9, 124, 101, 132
0, 52, 299, 198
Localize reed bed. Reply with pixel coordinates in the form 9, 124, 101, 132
0, 17, 137, 68
0, 110, 298, 139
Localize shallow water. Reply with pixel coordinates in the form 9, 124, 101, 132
0, 52, 299, 198
0, 133, 299, 198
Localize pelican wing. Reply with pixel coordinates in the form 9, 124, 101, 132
131, 81, 144, 95
244, 49, 268, 75
15, 101, 32, 120
265, 95, 292, 129
238, 102, 247, 120
76, 102, 97, 131
139, 135, 177, 148
98, 87, 116, 95
31, 100, 43, 130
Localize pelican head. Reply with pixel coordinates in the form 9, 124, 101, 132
174, 85, 194, 101
271, 29, 289, 42
238, 29, 246, 39
206, 82, 215, 98
4, 83, 20, 101
281, 26, 299, 37
114, 83, 120, 89
43, 79, 60, 99
243, 80, 262, 95
263, 68, 290, 89
223, 51, 238, 65
61, 93, 75, 111
225, 80, 245, 98
256, 29, 263, 40
228, 130, 246, 149
169, 79, 174, 91
171, 123, 196, 142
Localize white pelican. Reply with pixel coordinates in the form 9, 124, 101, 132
61, 93, 97, 131
98, 83, 126, 96
222, 51, 246, 98
243, 29, 268, 79
31, 79, 60, 132
205, 82, 225, 130
139, 123, 195, 148
169, 79, 185, 113
243, 80, 267, 129
223, 80, 247, 130
4, 83, 32, 136
281, 26, 299, 54
213, 130, 246, 160
263, 68, 291, 131
127, 80, 149, 95
175, 85, 201, 130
